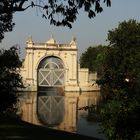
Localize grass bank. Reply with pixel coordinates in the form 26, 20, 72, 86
0, 116, 101, 140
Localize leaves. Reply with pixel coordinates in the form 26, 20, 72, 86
0, 0, 111, 41
95, 1, 103, 13
0, 12, 14, 42
99, 20, 140, 140
0, 46, 23, 115
88, 10, 96, 18
104, 0, 111, 7
80, 45, 108, 76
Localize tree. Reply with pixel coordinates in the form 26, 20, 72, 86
0, 0, 111, 42
98, 19, 140, 140
0, 3, 14, 42
0, 46, 23, 116
80, 45, 108, 76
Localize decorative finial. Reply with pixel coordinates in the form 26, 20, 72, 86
72, 36, 76, 42
27, 35, 33, 43
46, 35, 57, 44
70, 36, 76, 45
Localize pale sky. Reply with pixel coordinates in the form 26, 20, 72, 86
1, 0, 140, 59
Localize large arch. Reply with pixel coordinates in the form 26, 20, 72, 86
37, 56, 65, 126
37, 56, 65, 88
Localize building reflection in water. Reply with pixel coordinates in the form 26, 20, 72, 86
19, 91, 101, 133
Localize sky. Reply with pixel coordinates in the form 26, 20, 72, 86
1, 0, 140, 59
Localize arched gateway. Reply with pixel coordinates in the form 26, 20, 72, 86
20, 36, 99, 92
38, 56, 64, 88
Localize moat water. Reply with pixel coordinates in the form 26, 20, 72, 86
20, 91, 106, 140
77, 109, 106, 140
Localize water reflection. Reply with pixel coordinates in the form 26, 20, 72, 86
37, 96, 65, 126
19, 91, 106, 139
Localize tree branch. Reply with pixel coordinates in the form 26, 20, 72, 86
12, 4, 45, 12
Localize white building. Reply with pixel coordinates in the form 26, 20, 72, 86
20, 36, 99, 93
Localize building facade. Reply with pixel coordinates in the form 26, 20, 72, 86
20, 36, 99, 92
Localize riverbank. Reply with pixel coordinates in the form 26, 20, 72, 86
0, 116, 101, 140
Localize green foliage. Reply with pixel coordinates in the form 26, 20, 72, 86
80, 45, 108, 76
0, 2, 14, 42
0, 46, 23, 116
99, 19, 140, 140
0, 0, 111, 42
